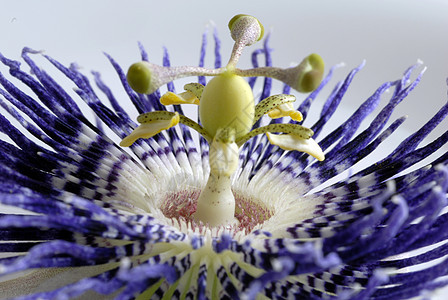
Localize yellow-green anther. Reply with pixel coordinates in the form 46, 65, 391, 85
253, 94, 296, 125
268, 103, 303, 121
295, 53, 325, 93
266, 132, 325, 161
120, 110, 214, 147
136, 111, 179, 124
199, 73, 255, 140
120, 112, 180, 147
160, 91, 200, 105
236, 123, 313, 147
138, 111, 212, 142
160, 83, 204, 106
184, 83, 205, 99
127, 62, 153, 94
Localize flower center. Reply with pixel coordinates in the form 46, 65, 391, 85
121, 14, 325, 228
159, 188, 274, 234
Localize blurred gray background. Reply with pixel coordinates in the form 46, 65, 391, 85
1, 0, 447, 162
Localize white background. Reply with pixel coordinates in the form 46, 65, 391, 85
0, 0, 448, 298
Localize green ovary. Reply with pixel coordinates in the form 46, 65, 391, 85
199, 73, 255, 139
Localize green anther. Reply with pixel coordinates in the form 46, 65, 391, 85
137, 111, 212, 142
137, 111, 178, 123
253, 94, 296, 125
120, 111, 180, 147
127, 62, 152, 94
296, 53, 325, 93
236, 123, 313, 147
184, 83, 205, 100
